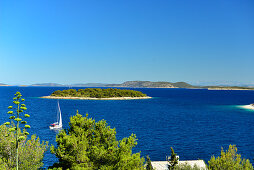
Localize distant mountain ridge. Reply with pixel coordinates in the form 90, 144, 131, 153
171, 82, 195, 88
106, 81, 195, 88
10, 81, 254, 90
30, 83, 107, 87
31, 83, 64, 87
0, 83, 9, 86
71, 83, 107, 87
29, 81, 194, 88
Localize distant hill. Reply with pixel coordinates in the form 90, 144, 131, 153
31, 83, 107, 87
30, 81, 194, 88
171, 82, 195, 88
106, 81, 194, 88
27, 81, 253, 90
0, 83, 8, 86
71, 83, 107, 87
31, 83, 64, 87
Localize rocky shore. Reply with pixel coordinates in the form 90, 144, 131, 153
208, 88, 254, 90
241, 104, 254, 110
41, 96, 152, 100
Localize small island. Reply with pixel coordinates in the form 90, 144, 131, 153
41, 88, 152, 100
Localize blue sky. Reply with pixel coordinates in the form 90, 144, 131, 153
0, 0, 253, 85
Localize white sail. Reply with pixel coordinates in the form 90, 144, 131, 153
49, 100, 62, 129
58, 101, 62, 128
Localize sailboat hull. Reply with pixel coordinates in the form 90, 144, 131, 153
49, 101, 63, 130
49, 125, 62, 130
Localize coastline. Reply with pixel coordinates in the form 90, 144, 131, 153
107, 86, 178, 88
208, 88, 254, 91
239, 105, 254, 110
0, 85, 12, 87
41, 96, 152, 100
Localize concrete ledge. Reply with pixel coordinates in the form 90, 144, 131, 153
151, 160, 207, 170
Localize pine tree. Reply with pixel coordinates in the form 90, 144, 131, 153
50, 111, 145, 169
168, 147, 179, 170
146, 155, 154, 170
208, 145, 253, 170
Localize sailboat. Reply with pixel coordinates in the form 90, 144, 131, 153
49, 100, 62, 129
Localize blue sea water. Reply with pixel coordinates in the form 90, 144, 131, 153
0, 86, 254, 168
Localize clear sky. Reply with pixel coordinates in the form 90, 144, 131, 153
0, 0, 253, 85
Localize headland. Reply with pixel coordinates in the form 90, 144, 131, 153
239, 104, 254, 110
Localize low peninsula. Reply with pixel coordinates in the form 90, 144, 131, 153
240, 104, 254, 110
206, 86, 254, 90
41, 88, 152, 100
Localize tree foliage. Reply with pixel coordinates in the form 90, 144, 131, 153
0, 92, 48, 170
168, 147, 179, 170
50, 111, 145, 169
4, 92, 32, 170
208, 145, 253, 170
51, 88, 147, 98
0, 124, 48, 170
5, 92, 31, 136
146, 155, 153, 170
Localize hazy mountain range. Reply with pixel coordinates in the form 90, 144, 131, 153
0, 83, 9, 86
30, 83, 107, 87
191, 81, 254, 87
1, 81, 254, 89
28, 81, 194, 88
105, 81, 195, 88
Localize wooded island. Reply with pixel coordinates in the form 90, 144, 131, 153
41, 88, 151, 100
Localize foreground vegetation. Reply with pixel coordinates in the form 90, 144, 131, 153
0, 92, 48, 170
208, 145, 253, 170
50, 88, 148, 98
168, 145, 253, 170
0, 92, 253, 169
0, 125, 48, 169
50, 111, 145, 169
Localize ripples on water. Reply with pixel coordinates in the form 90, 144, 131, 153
0, 87, 254, 168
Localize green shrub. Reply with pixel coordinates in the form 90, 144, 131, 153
0, 124, 48, 170
208, 145, 253, 170
146, 155, 154, 170
168, 147, 179, 170
0, 92, 48, 170
50, 111, 145, 169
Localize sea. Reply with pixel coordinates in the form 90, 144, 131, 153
0, 86, 254, 168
